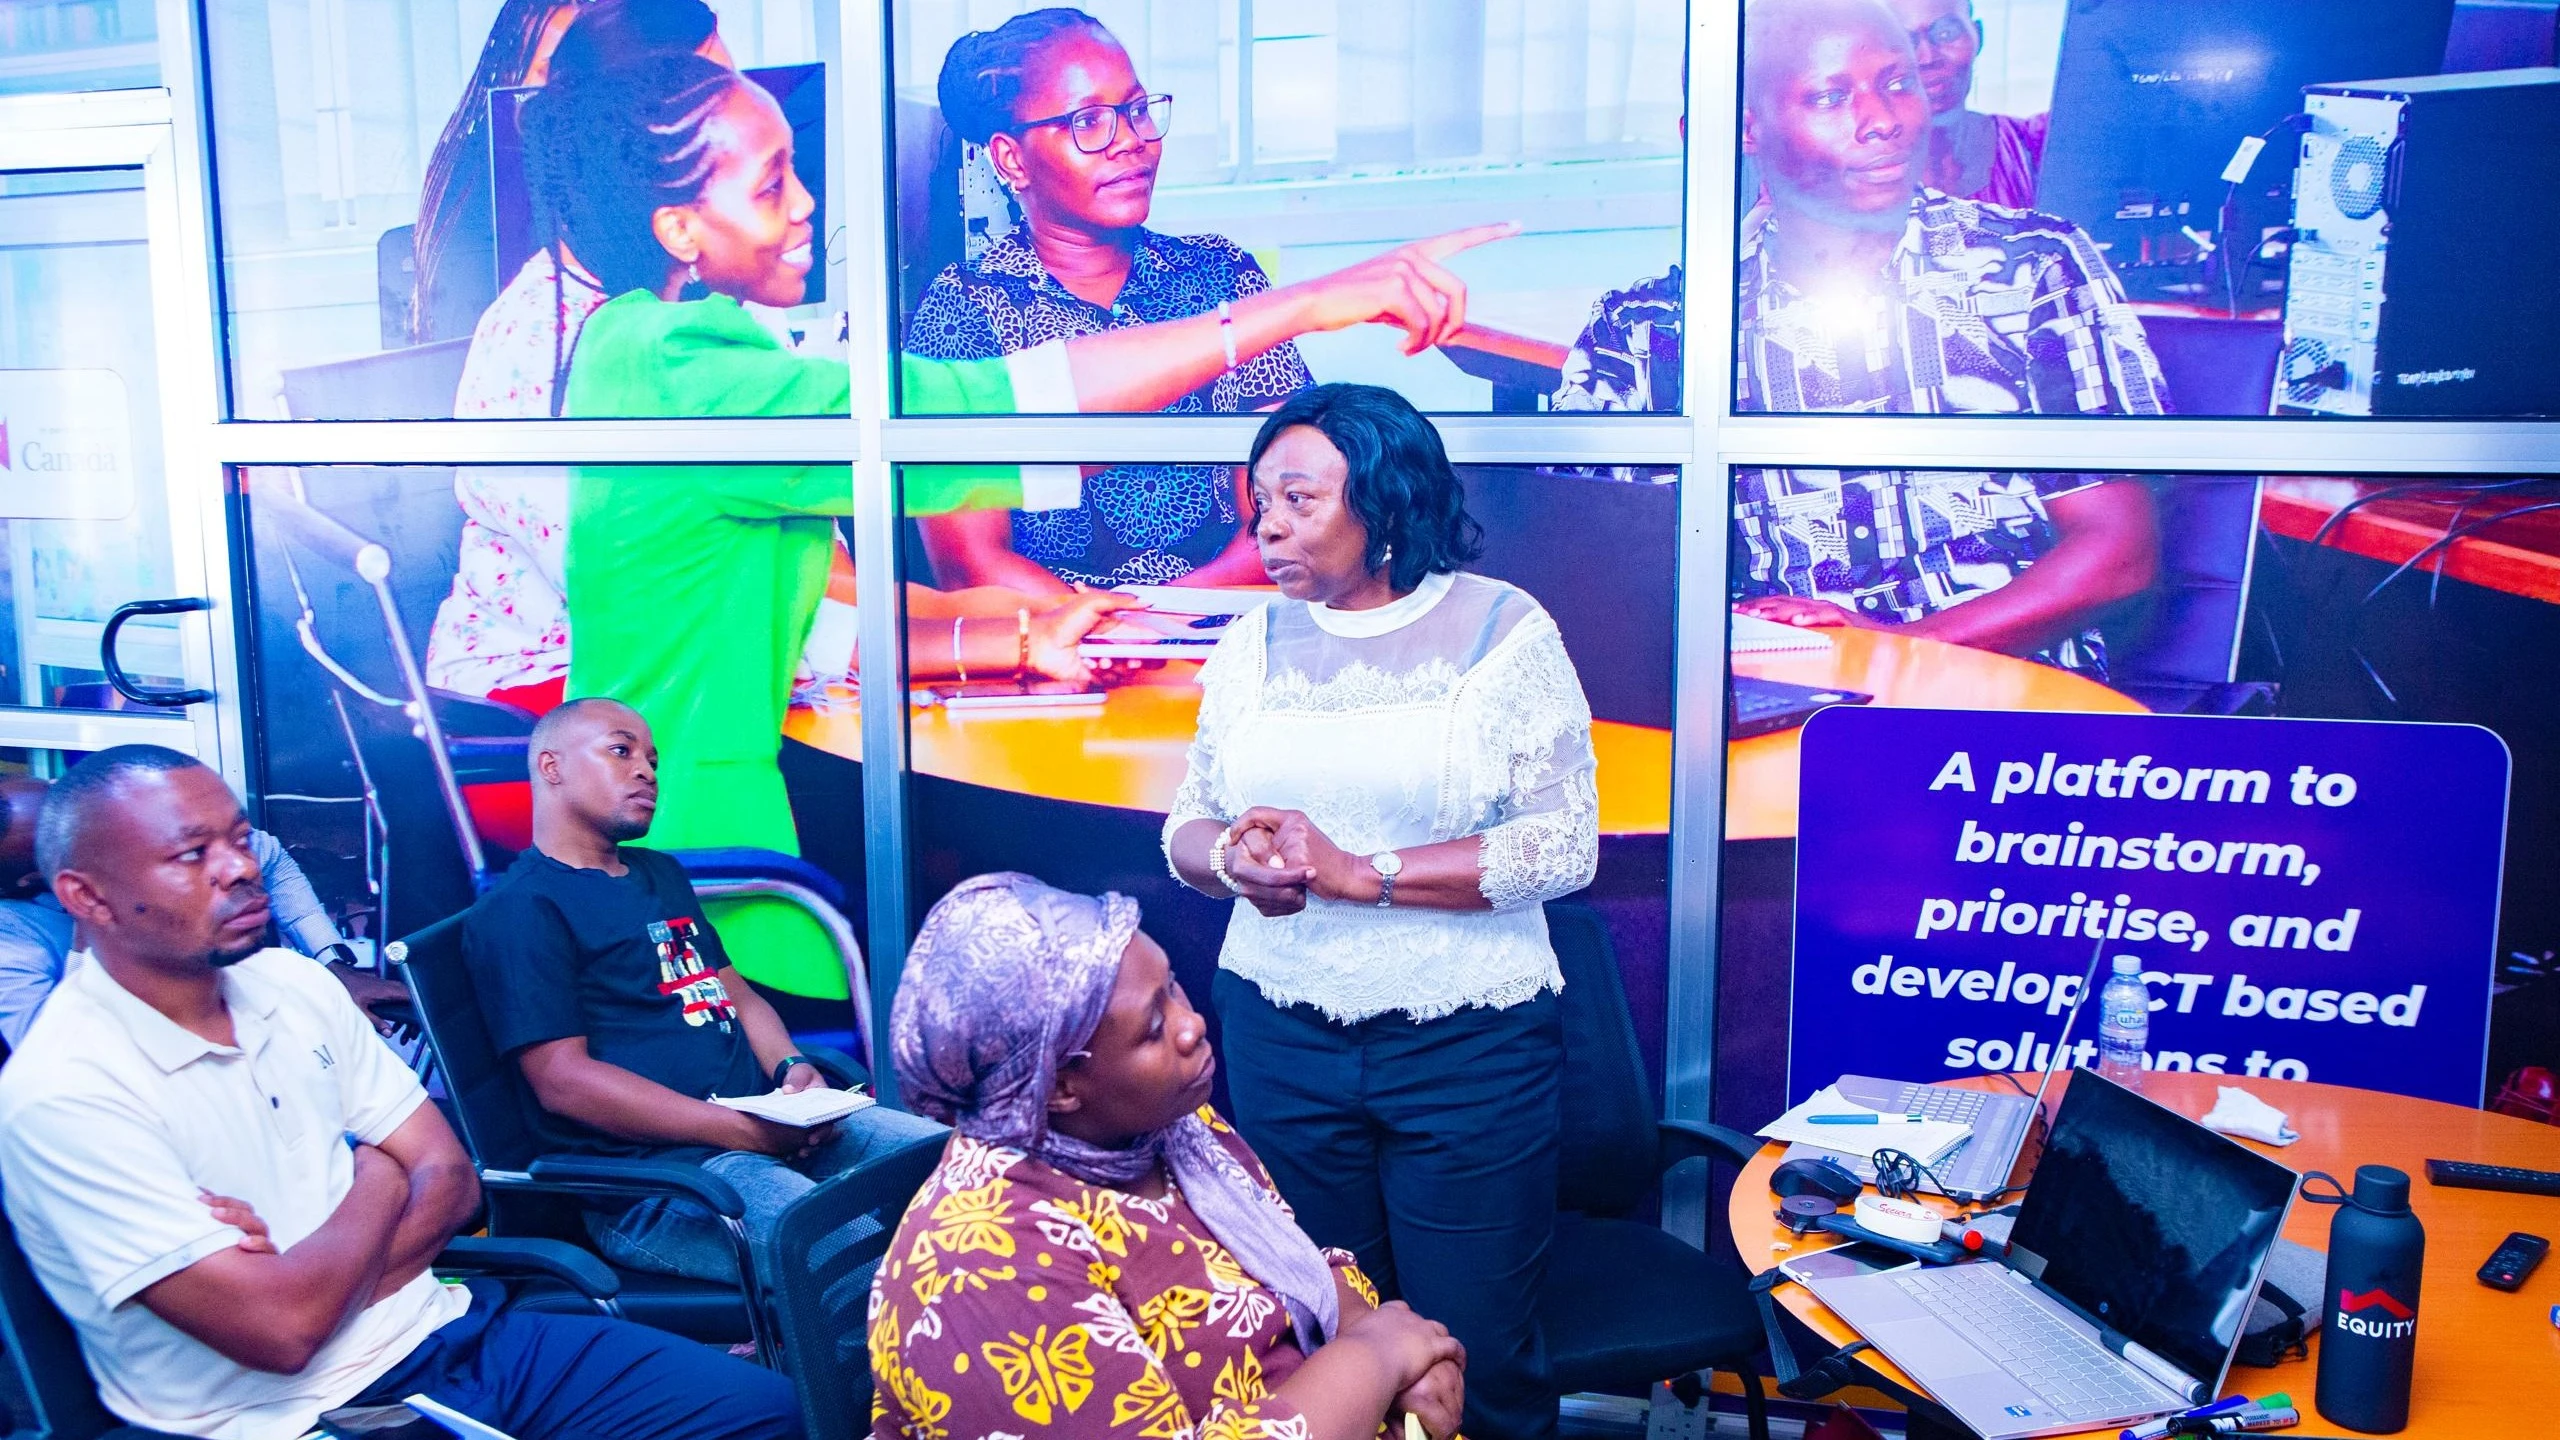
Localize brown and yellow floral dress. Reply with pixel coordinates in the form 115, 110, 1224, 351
870, 1109, 1378, 1440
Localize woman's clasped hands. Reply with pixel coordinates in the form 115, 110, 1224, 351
1339, 1301, 1466, 1440
1225, 806, 1373, 916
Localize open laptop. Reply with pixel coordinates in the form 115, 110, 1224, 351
1783, 939, 2108, 1200
1804, 1072, 2300, 1440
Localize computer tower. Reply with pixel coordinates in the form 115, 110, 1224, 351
2038, 0, 2456, 302
2275, 68, 2560, 417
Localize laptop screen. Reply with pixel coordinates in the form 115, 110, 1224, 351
2006, 1074, 2298, 1386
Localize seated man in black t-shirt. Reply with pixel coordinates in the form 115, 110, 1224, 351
462, 698, 943, 1287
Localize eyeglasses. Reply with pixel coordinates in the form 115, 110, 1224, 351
1909, 16, 1972, 51
1013, 93, 1173, 154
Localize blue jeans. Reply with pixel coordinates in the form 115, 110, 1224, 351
1214, 970, 1564, 1440
350, 1280, 802, 1439
599, 1104, 947, 1289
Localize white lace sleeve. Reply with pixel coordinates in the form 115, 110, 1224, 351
1465, 616, 1599, 911
1161, 606, 1266, 877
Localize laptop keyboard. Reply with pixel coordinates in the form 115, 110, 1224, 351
1892, 1268, 2169, 1420
1889, 1084, 1991, 1124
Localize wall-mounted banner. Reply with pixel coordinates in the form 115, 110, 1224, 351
1789, 708, 2508, 1108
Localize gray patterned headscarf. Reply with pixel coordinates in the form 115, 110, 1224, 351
891, 873, 1340, 1351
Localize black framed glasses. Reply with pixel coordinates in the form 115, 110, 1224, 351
1013, 93, 1173, 154
1908, 16, 1972, 51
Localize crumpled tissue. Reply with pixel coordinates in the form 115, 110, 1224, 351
2201, 1086, 2300, 1146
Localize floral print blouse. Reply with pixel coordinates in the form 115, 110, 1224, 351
426, 249, 607, 695
871, 1110, 1376, 1440
901, 230, 1313, 587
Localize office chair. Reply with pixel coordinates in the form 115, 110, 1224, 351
389, 913, 872, 1361
0, 1170, 616, 1440
1540, 903, 1772, 1440
2102, 476, 2276, 716
250, 474, 875, 1041
764, 1134, 949, 1438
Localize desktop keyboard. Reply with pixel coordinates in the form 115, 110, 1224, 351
1892, 1268, 2166, 1420
2426, 1159, 2560, 1197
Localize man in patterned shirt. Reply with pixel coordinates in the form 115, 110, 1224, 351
1728, 0, 2164, 679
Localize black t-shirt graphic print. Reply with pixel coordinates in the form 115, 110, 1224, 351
464, 845, 769, 1157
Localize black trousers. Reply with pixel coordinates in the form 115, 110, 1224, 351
1215, 970, 1563, 1440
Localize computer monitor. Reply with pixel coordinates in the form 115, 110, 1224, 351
2006, 1073, 2299, 1390
2037, 0, 2456, 302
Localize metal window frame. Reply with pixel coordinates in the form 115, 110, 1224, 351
141, 1, 2556, 1158
0, 79, 240, 783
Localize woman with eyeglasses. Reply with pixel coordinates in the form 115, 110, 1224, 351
906, 8, 1310, 595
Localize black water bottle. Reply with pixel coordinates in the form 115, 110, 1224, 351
2315, 1165, 2425, 1433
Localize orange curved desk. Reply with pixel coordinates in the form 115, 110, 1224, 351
783, 669, 1672, 836
780, 629, 2143, 839
1730, 1072, 2560, 1438
1726, 628, 2144, 840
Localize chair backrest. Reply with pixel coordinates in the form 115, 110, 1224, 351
1547, 903, 1660, 1219
392, 913, 551, 1175
0, 1177, 128, 1440
767, 1133, 950, 1440
2103, 475, 2264, 705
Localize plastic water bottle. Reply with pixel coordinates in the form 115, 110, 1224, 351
2096, 955, 2149, 1090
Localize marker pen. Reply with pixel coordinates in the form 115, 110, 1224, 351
2195, 1407, 2298, 1434
2123, 1396, 2249, 1440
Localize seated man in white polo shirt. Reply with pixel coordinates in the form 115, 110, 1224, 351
0, 745, 802, 1440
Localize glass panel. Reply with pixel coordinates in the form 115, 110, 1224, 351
896, 456, 1679, 1113
890, 0, 1688, 412
0, 0, 158, 96
237, 461, 869, 1046
1713, 467, 2560, 1123
0, 166, 183, 711
206, 0, 845, 420
1731, 2, 2557, 419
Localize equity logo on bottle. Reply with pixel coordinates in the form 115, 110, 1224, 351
2335, 1286, 2417, 1339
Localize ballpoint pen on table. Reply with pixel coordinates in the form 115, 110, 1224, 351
1807, 1112, 1928, 1125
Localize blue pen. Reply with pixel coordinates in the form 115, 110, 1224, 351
1807, 1113, 1926, 1125
2120, 1395, 2252, 1440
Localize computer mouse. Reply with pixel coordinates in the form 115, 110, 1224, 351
1770, 1155, 1865, 1204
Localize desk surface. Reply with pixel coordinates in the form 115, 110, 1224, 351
2260, 476, 2560, 605
1729, 1072, 2560, 1438
1725, 629, 2144, 841
783, 676, 1678, 832
783, 629, 2137, 840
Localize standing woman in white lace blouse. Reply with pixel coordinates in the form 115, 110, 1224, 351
1163, 384, 1598, 1440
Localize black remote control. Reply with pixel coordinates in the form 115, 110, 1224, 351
2424, 1159, 2560, 1197
2477, 1232, 2549, 1291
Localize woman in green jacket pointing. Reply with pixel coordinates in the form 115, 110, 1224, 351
521, 52, 1507, 996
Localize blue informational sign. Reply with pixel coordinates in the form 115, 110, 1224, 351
1788, 708, 2508, 1108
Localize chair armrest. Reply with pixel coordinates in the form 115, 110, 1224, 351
795, 1043, 870, 1090
521, 1155, 747, 1217
1657, 1118, 1766, 1171
433, 1236, 622, 1299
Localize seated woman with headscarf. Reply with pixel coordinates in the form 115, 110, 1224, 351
876, 874, 1466, 1440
